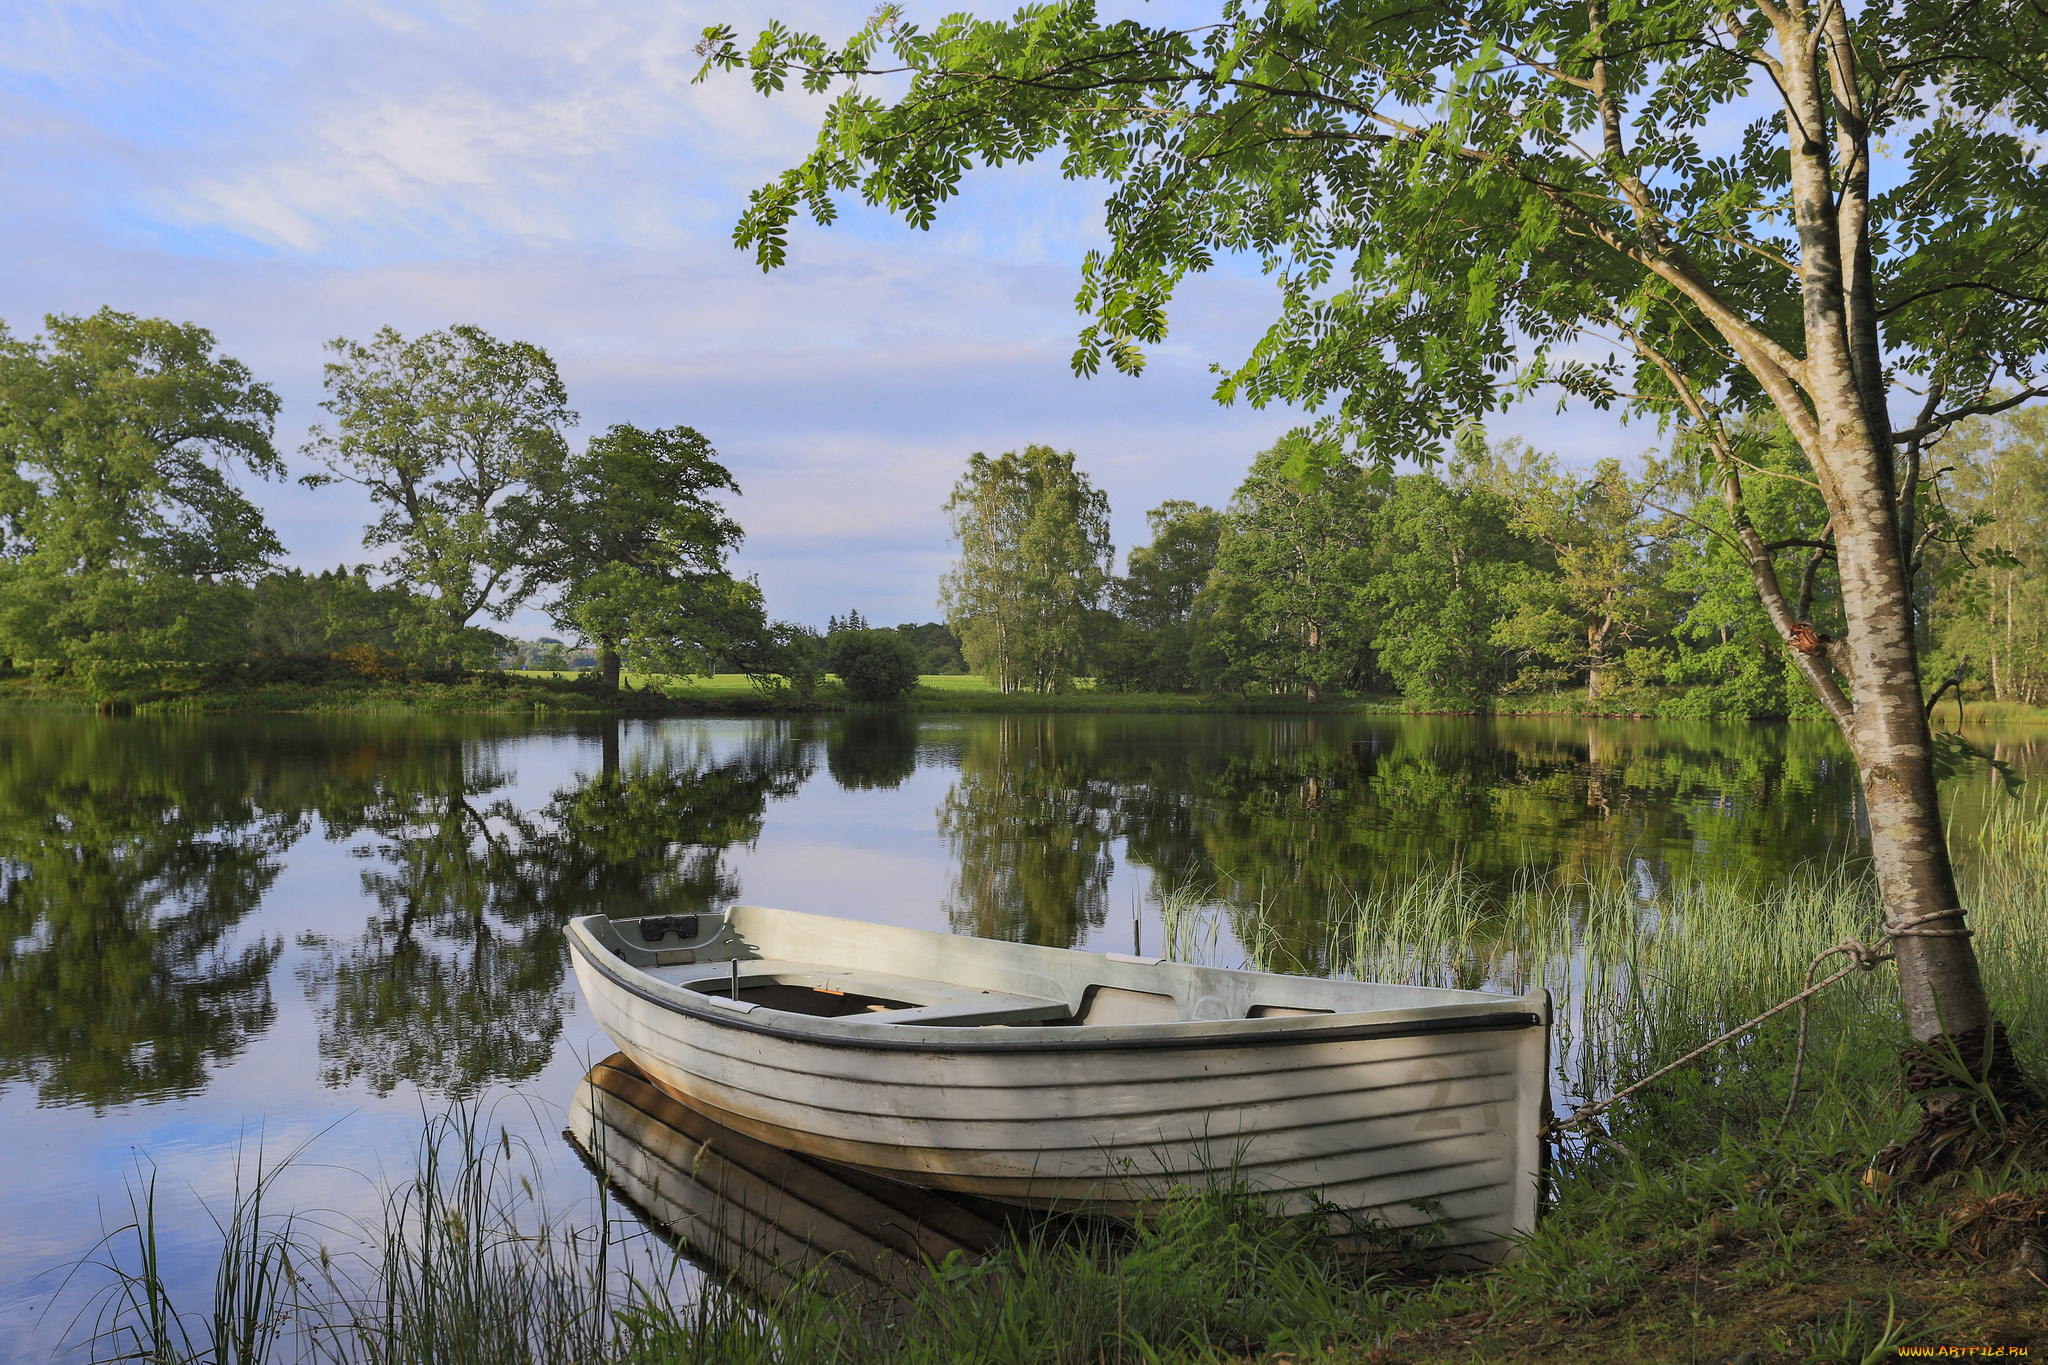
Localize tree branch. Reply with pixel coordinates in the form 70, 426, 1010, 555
1891, 385, 2048, 444
1796, 527, 1835, 622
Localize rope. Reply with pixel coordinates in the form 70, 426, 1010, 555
1882, 907, 1974, 939
1544, 904, 1973, 1144
1779, 939, 1894, 1128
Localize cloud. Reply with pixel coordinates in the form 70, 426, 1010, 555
0, 0, 1650, 632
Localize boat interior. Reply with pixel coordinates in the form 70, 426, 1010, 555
583, 908, 1431, 1029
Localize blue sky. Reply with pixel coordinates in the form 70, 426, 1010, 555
0, 0, 1642, 632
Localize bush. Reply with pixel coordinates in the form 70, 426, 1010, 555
829, 629, 921, 704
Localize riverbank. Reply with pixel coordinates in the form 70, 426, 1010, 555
0, 670, 1408, 717
61, 821, 2048, 1363
77, 1106, 2048, 1363
10, 668, 2046, 723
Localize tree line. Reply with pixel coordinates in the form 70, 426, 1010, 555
944, 419, 2048, 716
0, 308, 961, 703
715, 0, 2048, 1116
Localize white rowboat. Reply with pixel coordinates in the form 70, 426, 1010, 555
567, 905, 1550, 1261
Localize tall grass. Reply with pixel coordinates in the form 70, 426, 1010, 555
64, 1139, 316, 1365
70, 1108, 661, 1365
71, 1141, 1388, 1365
68, 799, 2048, 1364
1161, 797, 2048, 1144
323, 1109, 622, 1365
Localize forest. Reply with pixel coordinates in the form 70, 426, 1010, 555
4, 307, 2043, 717
0, 309, 946, 704
943, 417, 2048, 716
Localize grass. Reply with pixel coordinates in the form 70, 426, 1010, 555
1948, 699, 2048, 727
441, 671, 1410, 717
1170, 858, 2048, 1135
61, 800, 2048, 1363
10, 657, 2048, 723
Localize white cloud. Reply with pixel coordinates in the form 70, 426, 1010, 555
0, 0, 1652, 632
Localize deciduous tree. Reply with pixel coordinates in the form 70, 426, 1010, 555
1196, 447, 1377, 701
1468, 439, 1681, 703
1924, 409, 2048, 708
303, 325, 573, 669
0, 308, 282, 695
941, 445, 1113, 693
525, 422, 751, 690
705, 0, 2048, 1119
1102, 499, 1225, 692
1365, 474, 1533, 707
830, 628, 923, 703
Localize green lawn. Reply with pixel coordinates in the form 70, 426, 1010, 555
27, 664, 2048, 722
907, 673, 997, 692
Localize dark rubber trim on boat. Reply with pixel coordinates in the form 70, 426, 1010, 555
572, 940, 1543, 1054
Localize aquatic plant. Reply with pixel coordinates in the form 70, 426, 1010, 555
1164, 796, 2048, 1147
62, 800, 2048, 1362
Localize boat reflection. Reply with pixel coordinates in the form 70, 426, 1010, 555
566, 1053, 1016, 1304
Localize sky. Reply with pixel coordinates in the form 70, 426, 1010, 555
0, 0, 1646, 633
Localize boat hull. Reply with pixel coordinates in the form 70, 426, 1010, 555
568, 910, 1548, 1263
567, 1053, 1012, 1304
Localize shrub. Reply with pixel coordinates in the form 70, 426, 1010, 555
830, 629, 921, 704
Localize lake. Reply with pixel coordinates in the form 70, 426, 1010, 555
1, 710, 2039, 1359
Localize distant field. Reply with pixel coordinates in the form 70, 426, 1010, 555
633, 672, 760, 694
32, 664, 2042, 721
511, 671, 766, 693
521, 671, 1000, 697
1946, 698, 2048, 726
910, 674, 997, 693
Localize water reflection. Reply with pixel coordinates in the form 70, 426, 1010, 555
19, 709, 2035, 1365
1133, 716, 1869, 971
0, 710, 2031, 1118
0, 722, 291, 1109
566, 1053, 1012, 1305
940, 718, 1116, 947
826, 713, 919, 791
0, 716, 816, 1108
929, 714, 1880, 954
298, 726, 814, 1097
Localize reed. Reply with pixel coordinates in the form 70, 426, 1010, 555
320, 1108, 621, 1365
67, 1147, 304, 1365
64, 800, 2048, 1363
70, 1141, 1385, 1365
1159, 796, 2048, 1144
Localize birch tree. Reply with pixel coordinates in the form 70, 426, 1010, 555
704, 0, 2048, 1129
941, 445, 1113, 693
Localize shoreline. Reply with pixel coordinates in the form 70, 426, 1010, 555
2, 674, 2042, 724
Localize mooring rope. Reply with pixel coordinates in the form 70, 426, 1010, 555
1543, 906, 1974, 1144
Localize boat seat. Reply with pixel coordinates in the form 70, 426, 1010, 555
669, 960, 1074, 1027
864, 994, 1073, 1027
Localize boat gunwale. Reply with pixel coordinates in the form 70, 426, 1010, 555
568, 919, 1545, 1055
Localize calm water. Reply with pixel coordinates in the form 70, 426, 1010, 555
1, 711, 2039, 1357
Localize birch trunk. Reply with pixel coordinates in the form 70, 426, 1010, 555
1827, 466, 1987, 1044
1766, 18, 1995, 1068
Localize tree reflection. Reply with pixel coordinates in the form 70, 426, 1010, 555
1113, 715, 1868, 971
298, 721, 813, 1097
940, 717, 1115, 946
536, 725, 814, 919
296, 734, 553, 1098
0, 707, 1937, 1114
826, 714, 919, 791
0, 720, 292, 1108
914, 711, 1875, 966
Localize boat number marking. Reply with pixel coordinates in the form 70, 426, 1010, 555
1412, 1058, 1506, 1135
1413, 1061, 1462, 1132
